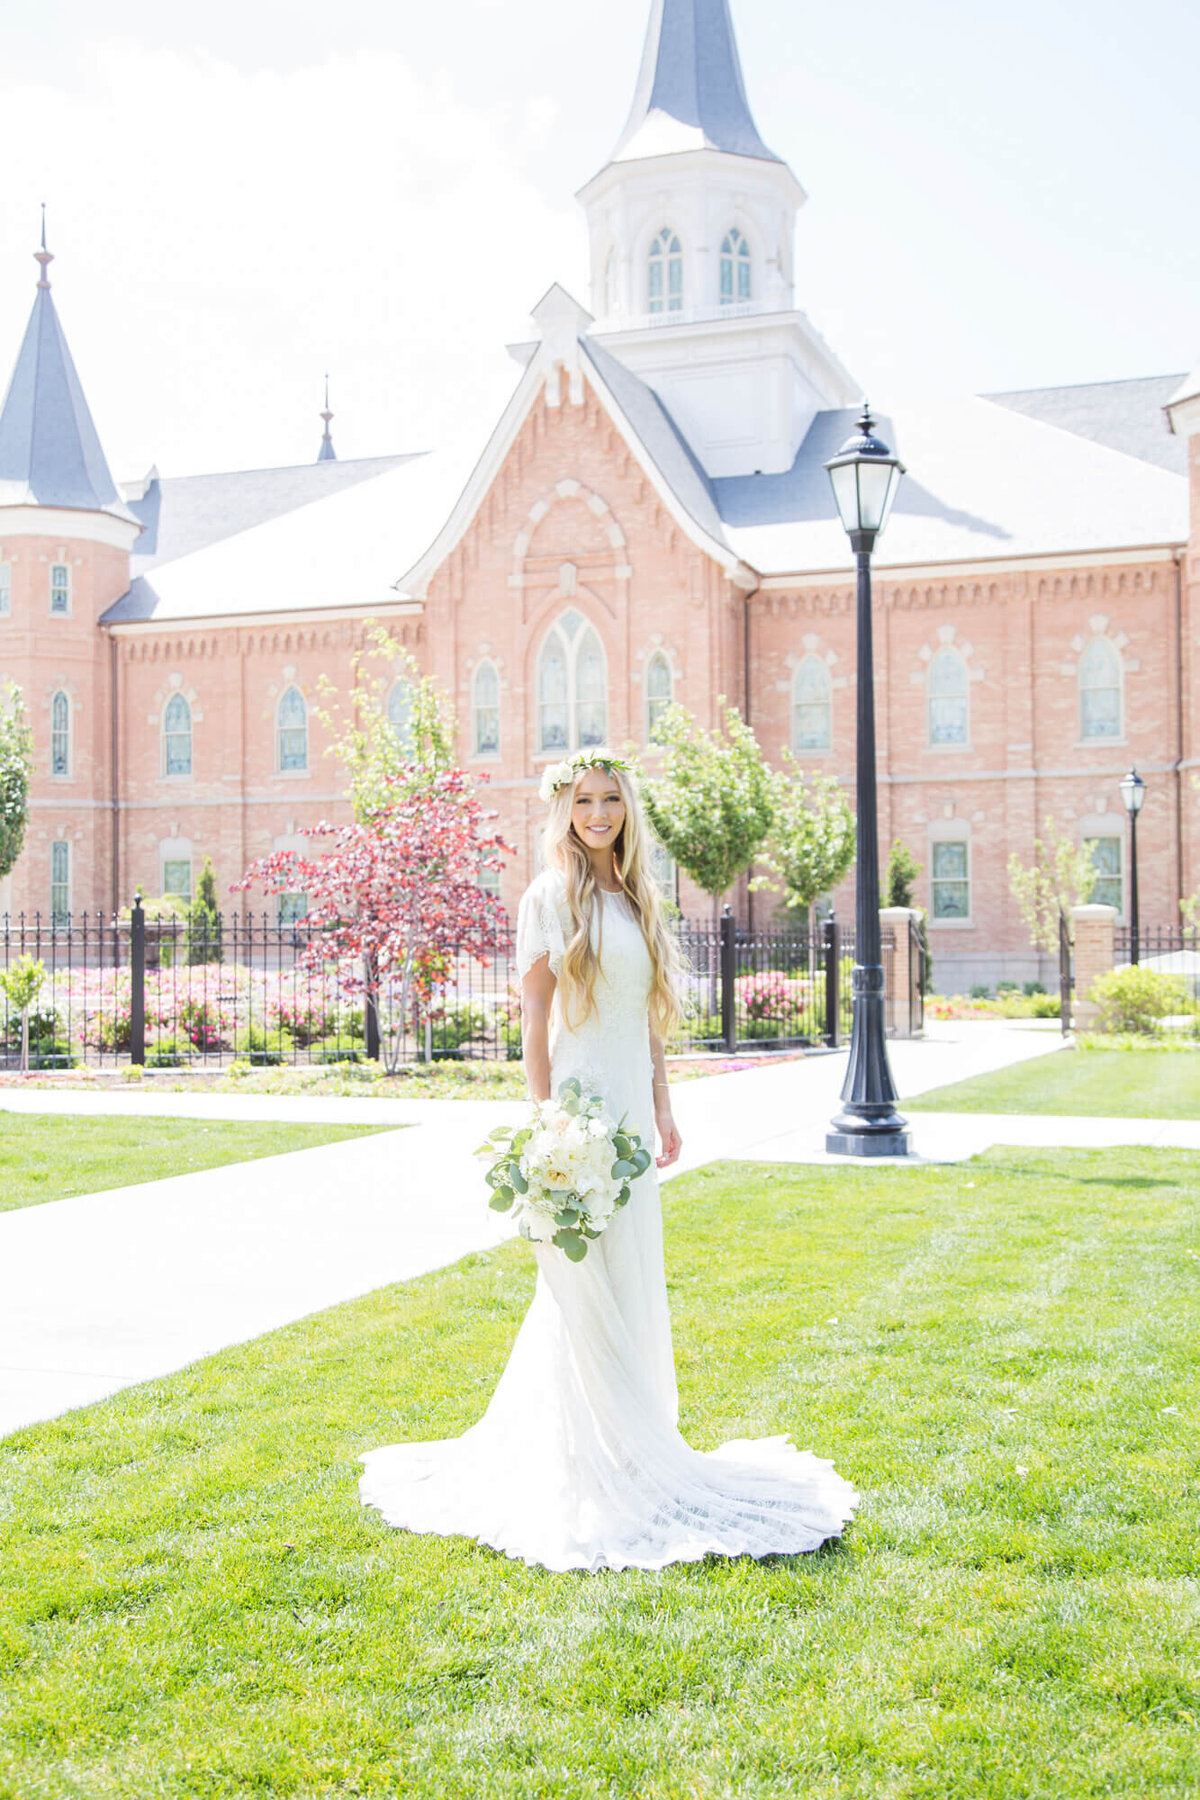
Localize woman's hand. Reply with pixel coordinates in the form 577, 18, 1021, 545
655, 1102, 682, 1169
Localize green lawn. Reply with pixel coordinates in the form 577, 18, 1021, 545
907, 1045, 1200, 1118
0, 1115, 397, 1212
2, 1149, 1197, 1798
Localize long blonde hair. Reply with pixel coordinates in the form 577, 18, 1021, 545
541, 754, 684, 1039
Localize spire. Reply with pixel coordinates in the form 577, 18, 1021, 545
0, 221, 135, 520
317, 372, 336, 462
608, 0, 781, 165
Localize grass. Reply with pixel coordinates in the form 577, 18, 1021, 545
907, 1045, 1200, 1118
2, 1148, 1198, 1797
0, 1116, 396, 1213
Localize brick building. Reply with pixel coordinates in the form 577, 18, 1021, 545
2, 0, 1198, 990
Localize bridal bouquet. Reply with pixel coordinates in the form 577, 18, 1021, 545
477, 1077, 653, 1262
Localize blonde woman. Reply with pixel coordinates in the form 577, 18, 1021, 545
359, 750, 857, 1570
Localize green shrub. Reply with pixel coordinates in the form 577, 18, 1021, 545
146, 1032, 190, 1068
1089, 965, 1193, 1035
1023, 980, 1047, 996
969, 983, 992, 1000
1030, 991, 1063, 1019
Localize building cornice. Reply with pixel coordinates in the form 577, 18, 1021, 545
102, 598, 424, 636
0, 504, 143, 549
752, 542, 1186, 590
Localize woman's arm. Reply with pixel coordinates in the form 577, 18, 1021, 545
649, 1031, 682, 1168
521, 957, 557, 1103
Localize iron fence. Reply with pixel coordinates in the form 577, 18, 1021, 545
1, 899, 908, 1071
1114, 924, 1200, 1003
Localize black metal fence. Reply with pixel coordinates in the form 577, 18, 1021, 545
1114, 923, 1200, 1003
1, 900, 905, 1071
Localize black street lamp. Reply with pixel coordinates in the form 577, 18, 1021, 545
1119, 767, 1146, 965
824, 405, 911, 1157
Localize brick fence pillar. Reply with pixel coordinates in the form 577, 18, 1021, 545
880, 906, 921, 1037
1071, 903, 1117, 1033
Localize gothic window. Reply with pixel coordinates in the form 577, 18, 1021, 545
278, 891, 308, 925
1079, 637, 1121, 740
648, 228, 683, 314
50, 690, 70, 776
50, 564, 70, 614
928, 648, 968, 746
276, 685, 308, 772
0, 565, 10, 615
931, 841, 970, 919
537, 611, 608, 752
163, 692, 192, 777
387, 678, 413, 753
50, 840, 70, 923
720, 228, 751, 304
1085, 836, 1122, 911
645, 652, 672, 741
472, 660, 500, 756
792, 656, 831, 751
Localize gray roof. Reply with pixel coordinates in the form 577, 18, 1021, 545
608, 0, 781, 165
985, 374, 1188, 476
0, 260, 136, 521
581, 337, 731, 551
125, 453, 418, 573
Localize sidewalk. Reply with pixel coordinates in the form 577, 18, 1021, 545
3, 1020, 1180, 1442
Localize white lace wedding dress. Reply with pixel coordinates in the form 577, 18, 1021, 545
357, 868, 858, 1571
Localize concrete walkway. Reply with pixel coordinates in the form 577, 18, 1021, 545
2, 1020, 1188, 1441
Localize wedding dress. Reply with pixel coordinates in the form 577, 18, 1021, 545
357, 868, 858, 1572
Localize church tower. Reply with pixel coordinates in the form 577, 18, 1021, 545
0, 227, 141, 917
577, 0, 858, 476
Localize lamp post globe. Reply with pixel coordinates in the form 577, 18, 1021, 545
1119, 768, 1145, 965
824, 405, 911, 1157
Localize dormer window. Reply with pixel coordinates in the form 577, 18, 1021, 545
648, 229, 682, 314
50, 564, 70, 615
720, 229, 751, 304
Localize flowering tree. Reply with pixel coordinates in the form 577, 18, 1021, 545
1007, 818, 1102, 952
641, 699, 774, 914
233, 769, 513, 1071
0, 953, 46, 1072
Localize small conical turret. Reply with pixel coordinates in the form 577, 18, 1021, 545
317, 374, 336, 462
0, 216, 136, 520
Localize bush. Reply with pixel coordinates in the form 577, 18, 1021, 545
1089, 965, 1193, 1035
969, 983, 992, 1000
146, 1032, 191, 1068
428, 999, 492, 1053
1023, 981, 1047, 997
1030, 992, 1063, 1019
996, 980, 1019, 994
176, 995, 225, 1051
5, 1001, 62, 1055
737, 970, 812, 1027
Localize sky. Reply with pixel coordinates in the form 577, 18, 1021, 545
0, 0, 1197, 482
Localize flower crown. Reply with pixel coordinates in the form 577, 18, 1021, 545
539, 751, 635, 804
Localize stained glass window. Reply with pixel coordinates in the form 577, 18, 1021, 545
277, 685, 308, 772
928, 648, 968, 746
648, 228, 683, 314
473, 661, 500, 756
50, 564, 69, 614
50, 691, 70, 776
1085, 837, 1122, 911
792, 656, 831, 751
51, 840, 69, 923
1079, 638, 1121, 740
163, 693, 192, 776
931, 841, 969, 919
537, 615, 608, 753
720, 229, 751, 304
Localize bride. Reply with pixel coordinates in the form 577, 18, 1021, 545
358, 749, 858, 1571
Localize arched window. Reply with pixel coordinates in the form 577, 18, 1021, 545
472, 660, 500, 756
163, 692, 192, 777
277, 685, 308, 772
645, 652, 673, 741
387, 678, 413, 754
50, 690, 70, 776
928, 648, 968, 746
537, 610, 608, 752
720, 228, 752, 304
1079, 636, 1121, 740
50, 564, 70, 614
648, 228, 683, 314
50, 840, 70, 923
792, 657, 831, 751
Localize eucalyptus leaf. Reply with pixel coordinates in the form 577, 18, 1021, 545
556, 1206, 580, 1227
553, 1228, 588, 1263
489, 1191, 515, 1212
611, 1159, 636, 1180
508, 1163, 529, 1194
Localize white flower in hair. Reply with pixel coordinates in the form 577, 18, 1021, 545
539, 759, 576, 803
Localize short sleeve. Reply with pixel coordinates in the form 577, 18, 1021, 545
516, 873, 568, 980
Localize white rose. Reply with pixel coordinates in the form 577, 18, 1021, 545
538, 760, 575, 803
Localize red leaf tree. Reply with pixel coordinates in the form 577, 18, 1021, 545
233, 768, 513, 1070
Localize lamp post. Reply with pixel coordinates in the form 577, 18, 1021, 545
1119, 767, 1145, 965
824, 405, 911, 1157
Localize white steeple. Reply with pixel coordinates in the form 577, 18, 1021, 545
577, 0, 858, 477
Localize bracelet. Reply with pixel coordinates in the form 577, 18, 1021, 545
653, 1080, 670, 1088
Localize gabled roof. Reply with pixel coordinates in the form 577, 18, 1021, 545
605, 0, 781, 165
986, 374, 1187, 477
0, 250, 136, 522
